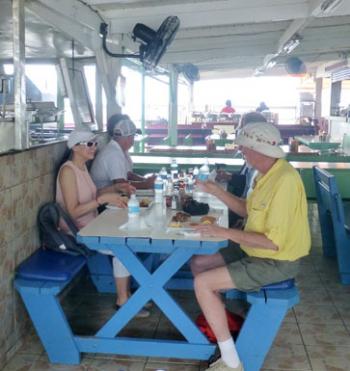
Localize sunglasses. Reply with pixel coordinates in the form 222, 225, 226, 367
77, 141, 98, 148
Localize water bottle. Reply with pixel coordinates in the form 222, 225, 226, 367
198, 160, 210, 181
343, 133, 350, 155
171, 194, 178, 210
159, 167, 168, 191
128, 194, 140, 218
170, 158, 178, 179
159, 167, 168, 180
127, 194, 140, 231
154, 175, 164, 203
193, 166, 199, 180
186, 176, 194, 193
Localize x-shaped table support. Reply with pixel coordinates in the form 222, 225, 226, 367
79, 236, 225, 360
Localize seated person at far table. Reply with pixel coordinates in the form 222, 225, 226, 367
221, 99, 236, 114
256, 101, 269, 113
191, 122, 311, 371
216, 111, 267, 227
57, 129, 150, 318
91, 113, 156, 190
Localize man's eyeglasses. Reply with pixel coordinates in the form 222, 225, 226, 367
77, 141, 98, 147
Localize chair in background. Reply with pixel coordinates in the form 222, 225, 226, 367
313, 166, 350, 284
183, 134, 193, 145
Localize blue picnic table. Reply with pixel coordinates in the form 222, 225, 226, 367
77, 199, 228, 360
15, 196, 299, 370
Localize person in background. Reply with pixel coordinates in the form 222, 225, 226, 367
256, 101, 269, 113
221, 100, 236, 114
216, 112, 267, 227
91, 113, 156, 190
56, 129, 149, 318
191, 123, 311, 371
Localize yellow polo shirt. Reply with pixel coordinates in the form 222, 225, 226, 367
241, 159, 311, 261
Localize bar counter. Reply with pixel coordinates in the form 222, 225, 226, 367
131, 154, 350, 199
137, 144, 350, 163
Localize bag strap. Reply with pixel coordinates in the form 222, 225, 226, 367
55, 203, 79, 236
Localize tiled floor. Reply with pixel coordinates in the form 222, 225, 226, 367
4, 202, 350, 371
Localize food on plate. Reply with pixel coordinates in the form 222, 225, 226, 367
171, 211, 191, 223
189, 222, 199, 227
200, 215, 216, 225
139, 198, 151, 207
169, 221, 183, 228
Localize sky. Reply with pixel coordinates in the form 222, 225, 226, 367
193, 76, 301, 112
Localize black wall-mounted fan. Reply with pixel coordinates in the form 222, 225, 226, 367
285, 57, 306, 75
133, 16, 180, 70
100, 16, 180, 71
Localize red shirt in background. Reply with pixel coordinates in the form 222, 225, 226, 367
221, 106, 235, 113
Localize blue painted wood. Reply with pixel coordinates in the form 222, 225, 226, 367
76, 233, 225, 362
152, 284, 209, 343
127, 237, 152, 247
87, 253, 115, 293
201, 239, 228, 250
15, 278, 55, 294
235, 287, 299, 371
150, 239, 175, 254
14, 248, 88, 364
85, 246, 158, 293
313, 166, 350, 284
225, 289, 246, 300
76, 337, 215, 360
174, 240, 201, 248
76, 235, 99, 245
95, 244, 209, 344
226, 279, 296, 301
99, 236, 126, 245
18, 290, 80, 364
165, 277, 194, 290
16, 249, 86, 282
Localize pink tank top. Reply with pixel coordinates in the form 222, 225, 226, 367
56, 161, 98, 230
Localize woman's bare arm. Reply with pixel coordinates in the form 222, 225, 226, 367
59, 166, 99, 219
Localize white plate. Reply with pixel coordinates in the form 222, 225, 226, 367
167, 212, 222, 232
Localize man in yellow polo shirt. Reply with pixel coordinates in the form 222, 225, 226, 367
191, 122, 311, 371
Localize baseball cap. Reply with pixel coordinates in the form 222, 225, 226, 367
234, 122, 285, 158
67, 130, 97, 149
112, 119, 138, 137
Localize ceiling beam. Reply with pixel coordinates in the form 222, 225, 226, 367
105, 0, 309, 33
25, 0, 103, 51
257, 0, 345, 73
277, 18, 309, 53
177, 22, 288, 39
34, 0, 103, 31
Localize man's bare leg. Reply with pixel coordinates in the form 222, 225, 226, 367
191, 253, 226, 276
194, 266, 241, 369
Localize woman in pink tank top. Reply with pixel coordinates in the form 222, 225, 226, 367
56, 130, 150, 318
56, 131, 126, 228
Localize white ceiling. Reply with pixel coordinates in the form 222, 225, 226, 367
1, 0, 350, 78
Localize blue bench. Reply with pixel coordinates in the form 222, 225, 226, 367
15, 249, 87, 364
313, 166, 350, 284
226, 279, 299, 371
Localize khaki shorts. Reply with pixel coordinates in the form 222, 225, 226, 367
220, 242, 300, 292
